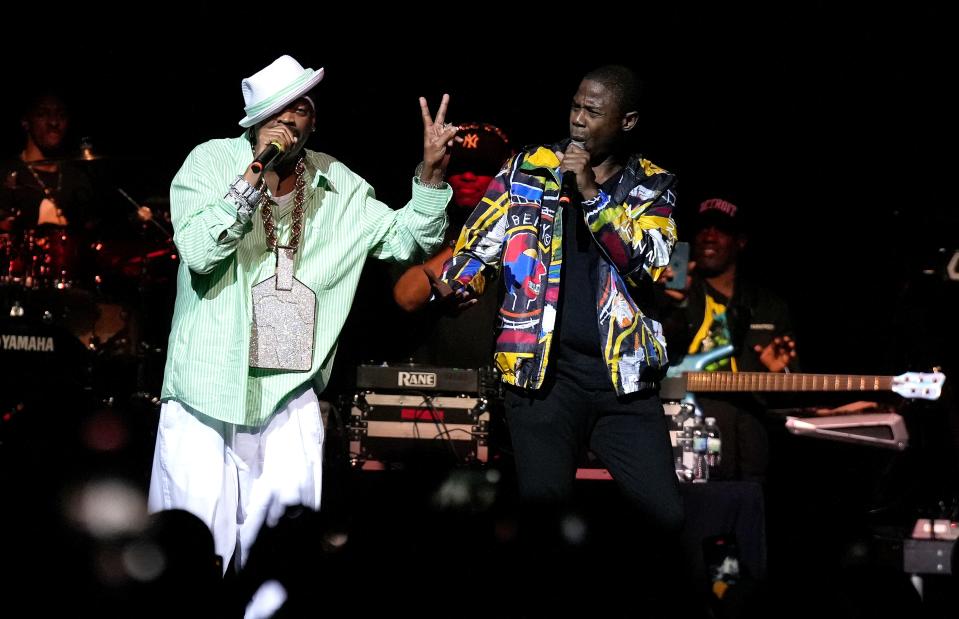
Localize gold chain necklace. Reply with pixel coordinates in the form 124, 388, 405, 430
21, 154, 63, 200
259, 156, 306, 251
248, 154, 316, 372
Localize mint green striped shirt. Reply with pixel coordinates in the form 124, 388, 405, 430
160, 135, 450, 425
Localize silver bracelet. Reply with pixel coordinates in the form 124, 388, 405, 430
413, 161, 447, 189
414, 176, 448, 190
225, 175, 263, 218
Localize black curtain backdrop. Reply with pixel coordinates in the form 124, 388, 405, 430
2, 3, 954, 389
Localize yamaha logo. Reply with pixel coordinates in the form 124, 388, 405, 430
1, 334, 55, 352
398, 371, 437, 387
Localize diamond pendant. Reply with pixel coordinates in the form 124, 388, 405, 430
249, 246, 316, 371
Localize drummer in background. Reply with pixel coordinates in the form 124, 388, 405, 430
0, 93, 96, 232
0, 92, 160, 353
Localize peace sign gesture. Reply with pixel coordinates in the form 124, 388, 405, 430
418, 94, 460, 186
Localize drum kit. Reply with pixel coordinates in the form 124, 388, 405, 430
1, 151, 177, 405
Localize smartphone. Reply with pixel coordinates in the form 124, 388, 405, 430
666, 241, 690, 290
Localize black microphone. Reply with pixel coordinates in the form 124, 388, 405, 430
249, 141, 285, 174
559, 171, 577, 206
558, 139, 585, 206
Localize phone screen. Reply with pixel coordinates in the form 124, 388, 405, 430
666, 241, 690, 290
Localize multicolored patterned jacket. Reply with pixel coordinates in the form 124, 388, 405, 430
442, 142, 678, 395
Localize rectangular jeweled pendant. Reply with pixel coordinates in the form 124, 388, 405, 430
249, 246, 316, 371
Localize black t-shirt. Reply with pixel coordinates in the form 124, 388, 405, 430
381, 249, 502, 370
413, 215, 502, 369
552, 174, 622, 389
411, 282, 501, 369
0, 159, 95, 233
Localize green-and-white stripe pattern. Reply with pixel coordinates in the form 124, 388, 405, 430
161, 135, 450, 425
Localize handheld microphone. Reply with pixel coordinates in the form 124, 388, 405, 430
559, 171, 577, 206
250, 141, 285, 174
558, 140, 585, 206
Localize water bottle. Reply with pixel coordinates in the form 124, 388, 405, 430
668, 402, 691, 477
691, 411, 708, 482
681, 424, 696, 481
704, 416, 722, 479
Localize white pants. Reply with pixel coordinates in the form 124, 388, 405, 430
148, 387, 324, 573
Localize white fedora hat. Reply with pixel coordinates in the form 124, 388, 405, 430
238, 55, 325, 128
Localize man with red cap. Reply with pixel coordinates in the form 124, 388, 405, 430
392, 121, 511, 368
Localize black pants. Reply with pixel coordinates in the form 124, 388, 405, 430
503, 379, 708, 616
504, 377, 684, 534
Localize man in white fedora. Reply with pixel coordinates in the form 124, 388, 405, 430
148, 54, 458, 573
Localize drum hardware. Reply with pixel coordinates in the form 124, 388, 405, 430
1, 227, 87, 290
117, 187, 172, 239
80, 187, 176, 292
1, 142, 176, 410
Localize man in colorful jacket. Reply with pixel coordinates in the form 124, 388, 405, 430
440, 66, 683, 532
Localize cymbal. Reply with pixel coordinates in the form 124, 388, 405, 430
24, 154, 109, 166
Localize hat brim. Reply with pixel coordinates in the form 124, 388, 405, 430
694, 210, 741, 234
238, 68, 325, 128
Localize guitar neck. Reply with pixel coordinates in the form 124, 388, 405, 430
684, 372, 895, 393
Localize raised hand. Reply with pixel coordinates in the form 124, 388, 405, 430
419, 94, 459, 185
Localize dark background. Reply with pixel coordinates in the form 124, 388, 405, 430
0, 3, 956, 613
3, 0, 955, 469
2, 3, 954, 375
